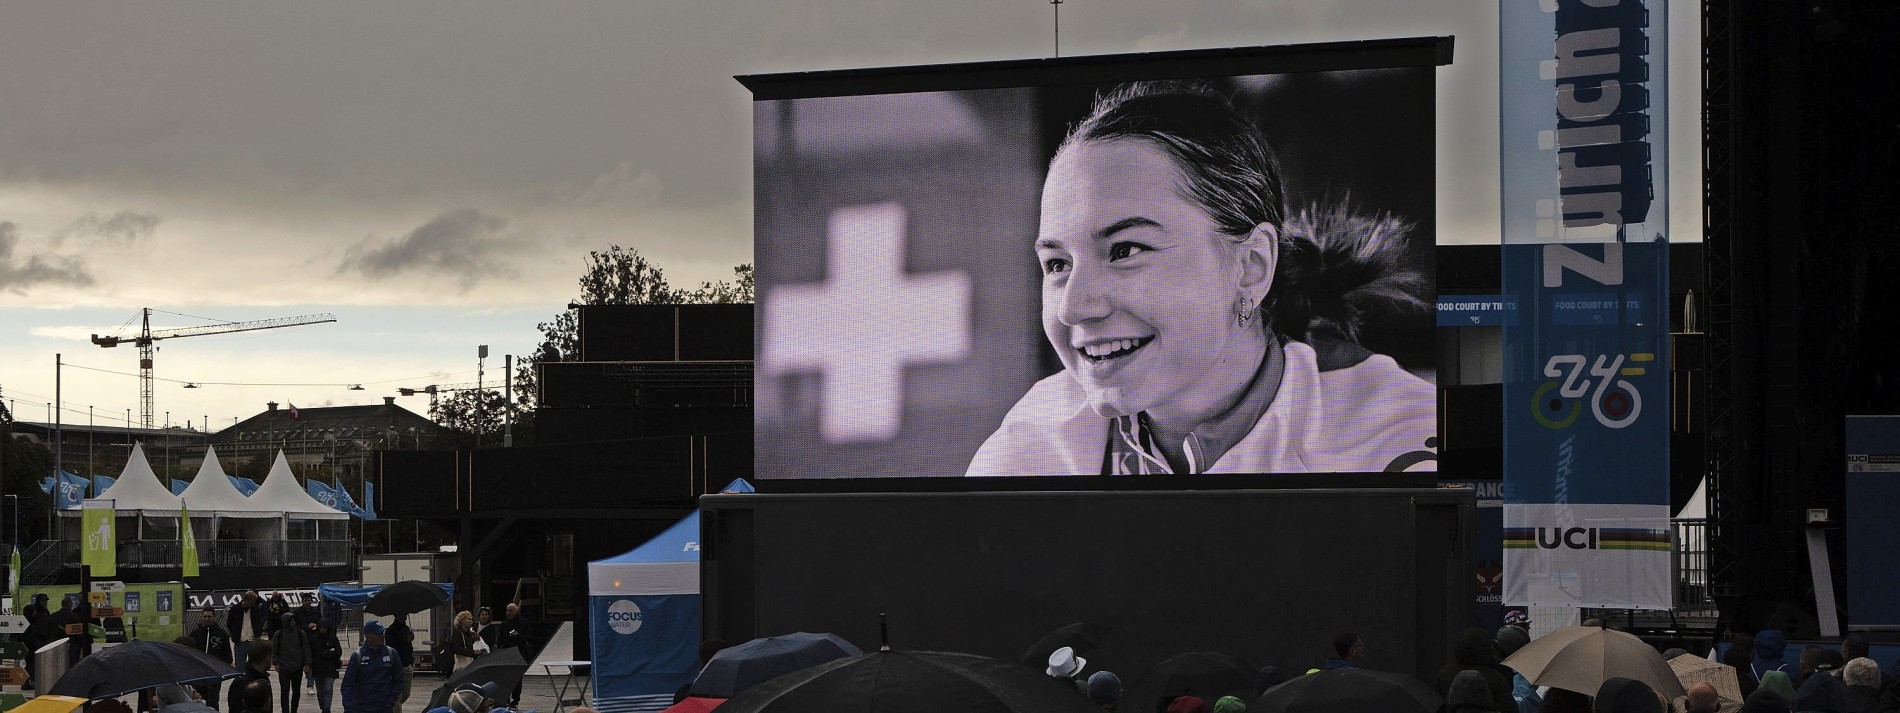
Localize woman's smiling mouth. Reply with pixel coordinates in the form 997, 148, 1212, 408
1076, 336, 1155, 361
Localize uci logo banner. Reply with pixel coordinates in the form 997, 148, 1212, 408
1498, 0, 1673, 611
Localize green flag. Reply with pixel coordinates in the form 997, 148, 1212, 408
181, 501, 199, 578
9, 546, 20, 600
81, 500, 116, 577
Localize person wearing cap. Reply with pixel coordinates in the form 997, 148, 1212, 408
1086, 671, 1121, 710
343, 621, 405, 713
1504, 610, 1532, 631
1496, 626, 1541, 713
310, 621, 344, 713
1048, 646, 1089, 692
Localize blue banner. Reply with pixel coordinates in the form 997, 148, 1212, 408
50, 471, 89, 508
362, 481, 378, 521
92, 475, 117, 497
170, 479, 189, 496
227, 476, 261, 496
589, 594, 700, 709
1500, 0, 1672, 610
306, 480, 369, 519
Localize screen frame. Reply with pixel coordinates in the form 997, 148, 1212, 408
743, 37, 1454, 488
737, 36, 1454, 100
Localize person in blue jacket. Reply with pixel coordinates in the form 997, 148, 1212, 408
1748, 629, 1800, 684
342, 621, 406, 713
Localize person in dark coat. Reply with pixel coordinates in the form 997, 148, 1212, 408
274, 613, 312, 713
1323, 632, 1363, 670
494, 604, 533, 707
342, 622, 405, 713
1594, 678, 1662, 713
475, 609, 498, 650
1726, 634, 1761, 699
1841, 638, 1898, 696
1750, 631, 1800, 685
1795, 669, 1847, 713
229, 638, 274, 713
309, 622, 345, 713
1436, 628, 1519, 713
385, 616, 415, 712
46, 596, 86, 667
20, 593, 54, 689
1448, 670, 1505, 713
267, 592, 291, 637
191, 606, 237, 708
1740, 688, 1793, 713
1842, 658, 1894, 713
1543, 689, 1594, 713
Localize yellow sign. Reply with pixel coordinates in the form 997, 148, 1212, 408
86, 592, 109, 604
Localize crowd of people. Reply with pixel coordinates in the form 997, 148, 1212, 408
1019, 613, 1900, 713
167, 592, 536, 713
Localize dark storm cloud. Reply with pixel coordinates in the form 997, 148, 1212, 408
48, 210, 160, 249
336, 208, 521, 290
0, 222, 95, 293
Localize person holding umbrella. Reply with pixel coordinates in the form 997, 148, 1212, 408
342, 622, 405, 713
493, 604, 532, 708
385, 616, 416, 713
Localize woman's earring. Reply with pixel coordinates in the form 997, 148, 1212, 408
1236, 296, 1254, 327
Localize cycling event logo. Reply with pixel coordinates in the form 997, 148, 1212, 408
1531, 352, 1652, 430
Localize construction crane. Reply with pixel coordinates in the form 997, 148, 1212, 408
91, 308, 338, 428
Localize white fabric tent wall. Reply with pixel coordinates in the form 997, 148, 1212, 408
249, 452, 347, 518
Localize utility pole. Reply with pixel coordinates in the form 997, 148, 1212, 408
1051, 0, 1063, 58
503, 354, 514, 447
52, 354, 61, 541
476, 345, 488, 447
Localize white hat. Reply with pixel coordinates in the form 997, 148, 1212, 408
1046, 646, 1087, 679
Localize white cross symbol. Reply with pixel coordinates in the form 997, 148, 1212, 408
764, 202, 972, 443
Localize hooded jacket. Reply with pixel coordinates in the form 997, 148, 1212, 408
272, 613, 311, 670
1793, 672, 1846, 713
1751, 631, 1799, 684
1448, 670, 1504, 713
1438, 628, 1521, 713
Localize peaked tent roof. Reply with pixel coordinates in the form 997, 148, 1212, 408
89, 444, 184, 513
588, 510, 699, 596
178, 446, 271, 516
249, 452, 347, 518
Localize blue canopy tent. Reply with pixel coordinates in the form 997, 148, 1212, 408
586, 512, 703, 713
316, 582, 455, 607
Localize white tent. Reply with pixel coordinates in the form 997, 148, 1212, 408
93, 444, 183, 513
250, 453, 348, 519
178, 447, 261, 515
57, 444, 185, 556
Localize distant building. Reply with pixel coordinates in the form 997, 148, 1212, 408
204, 397, 443, 479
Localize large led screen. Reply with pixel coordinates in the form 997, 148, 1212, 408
750, 40, 1445, 479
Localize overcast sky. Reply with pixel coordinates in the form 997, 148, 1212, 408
0, 1, 1701, 443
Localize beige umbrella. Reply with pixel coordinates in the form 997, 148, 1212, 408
1669, 655, 1743, 703
1501, 626, 1687, 699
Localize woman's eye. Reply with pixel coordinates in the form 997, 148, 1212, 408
1041, 257, 1070, 275
1108, 242, 1152, 261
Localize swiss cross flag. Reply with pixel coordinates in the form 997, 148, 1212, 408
287, 403, 302, 421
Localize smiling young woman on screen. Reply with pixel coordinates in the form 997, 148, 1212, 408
966, 81, 1437, 477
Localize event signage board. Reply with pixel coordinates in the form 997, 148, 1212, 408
80, 499, 116, 578
1846, 416, 1900, 628
747, 39, 1449, 480
1499, 0, 1672, 609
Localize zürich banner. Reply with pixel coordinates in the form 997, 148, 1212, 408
1500, 0, 1672, 609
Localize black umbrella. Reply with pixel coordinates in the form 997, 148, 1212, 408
690, 632, 863, 698
49, 641, 240, 701
1017, 622, 1112, 669
364, 580, 449, 617
716, 650, 1101, 713
1122, 651, 1255, 712
425, 647, 530, 710
1252, 668, 1443, 713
